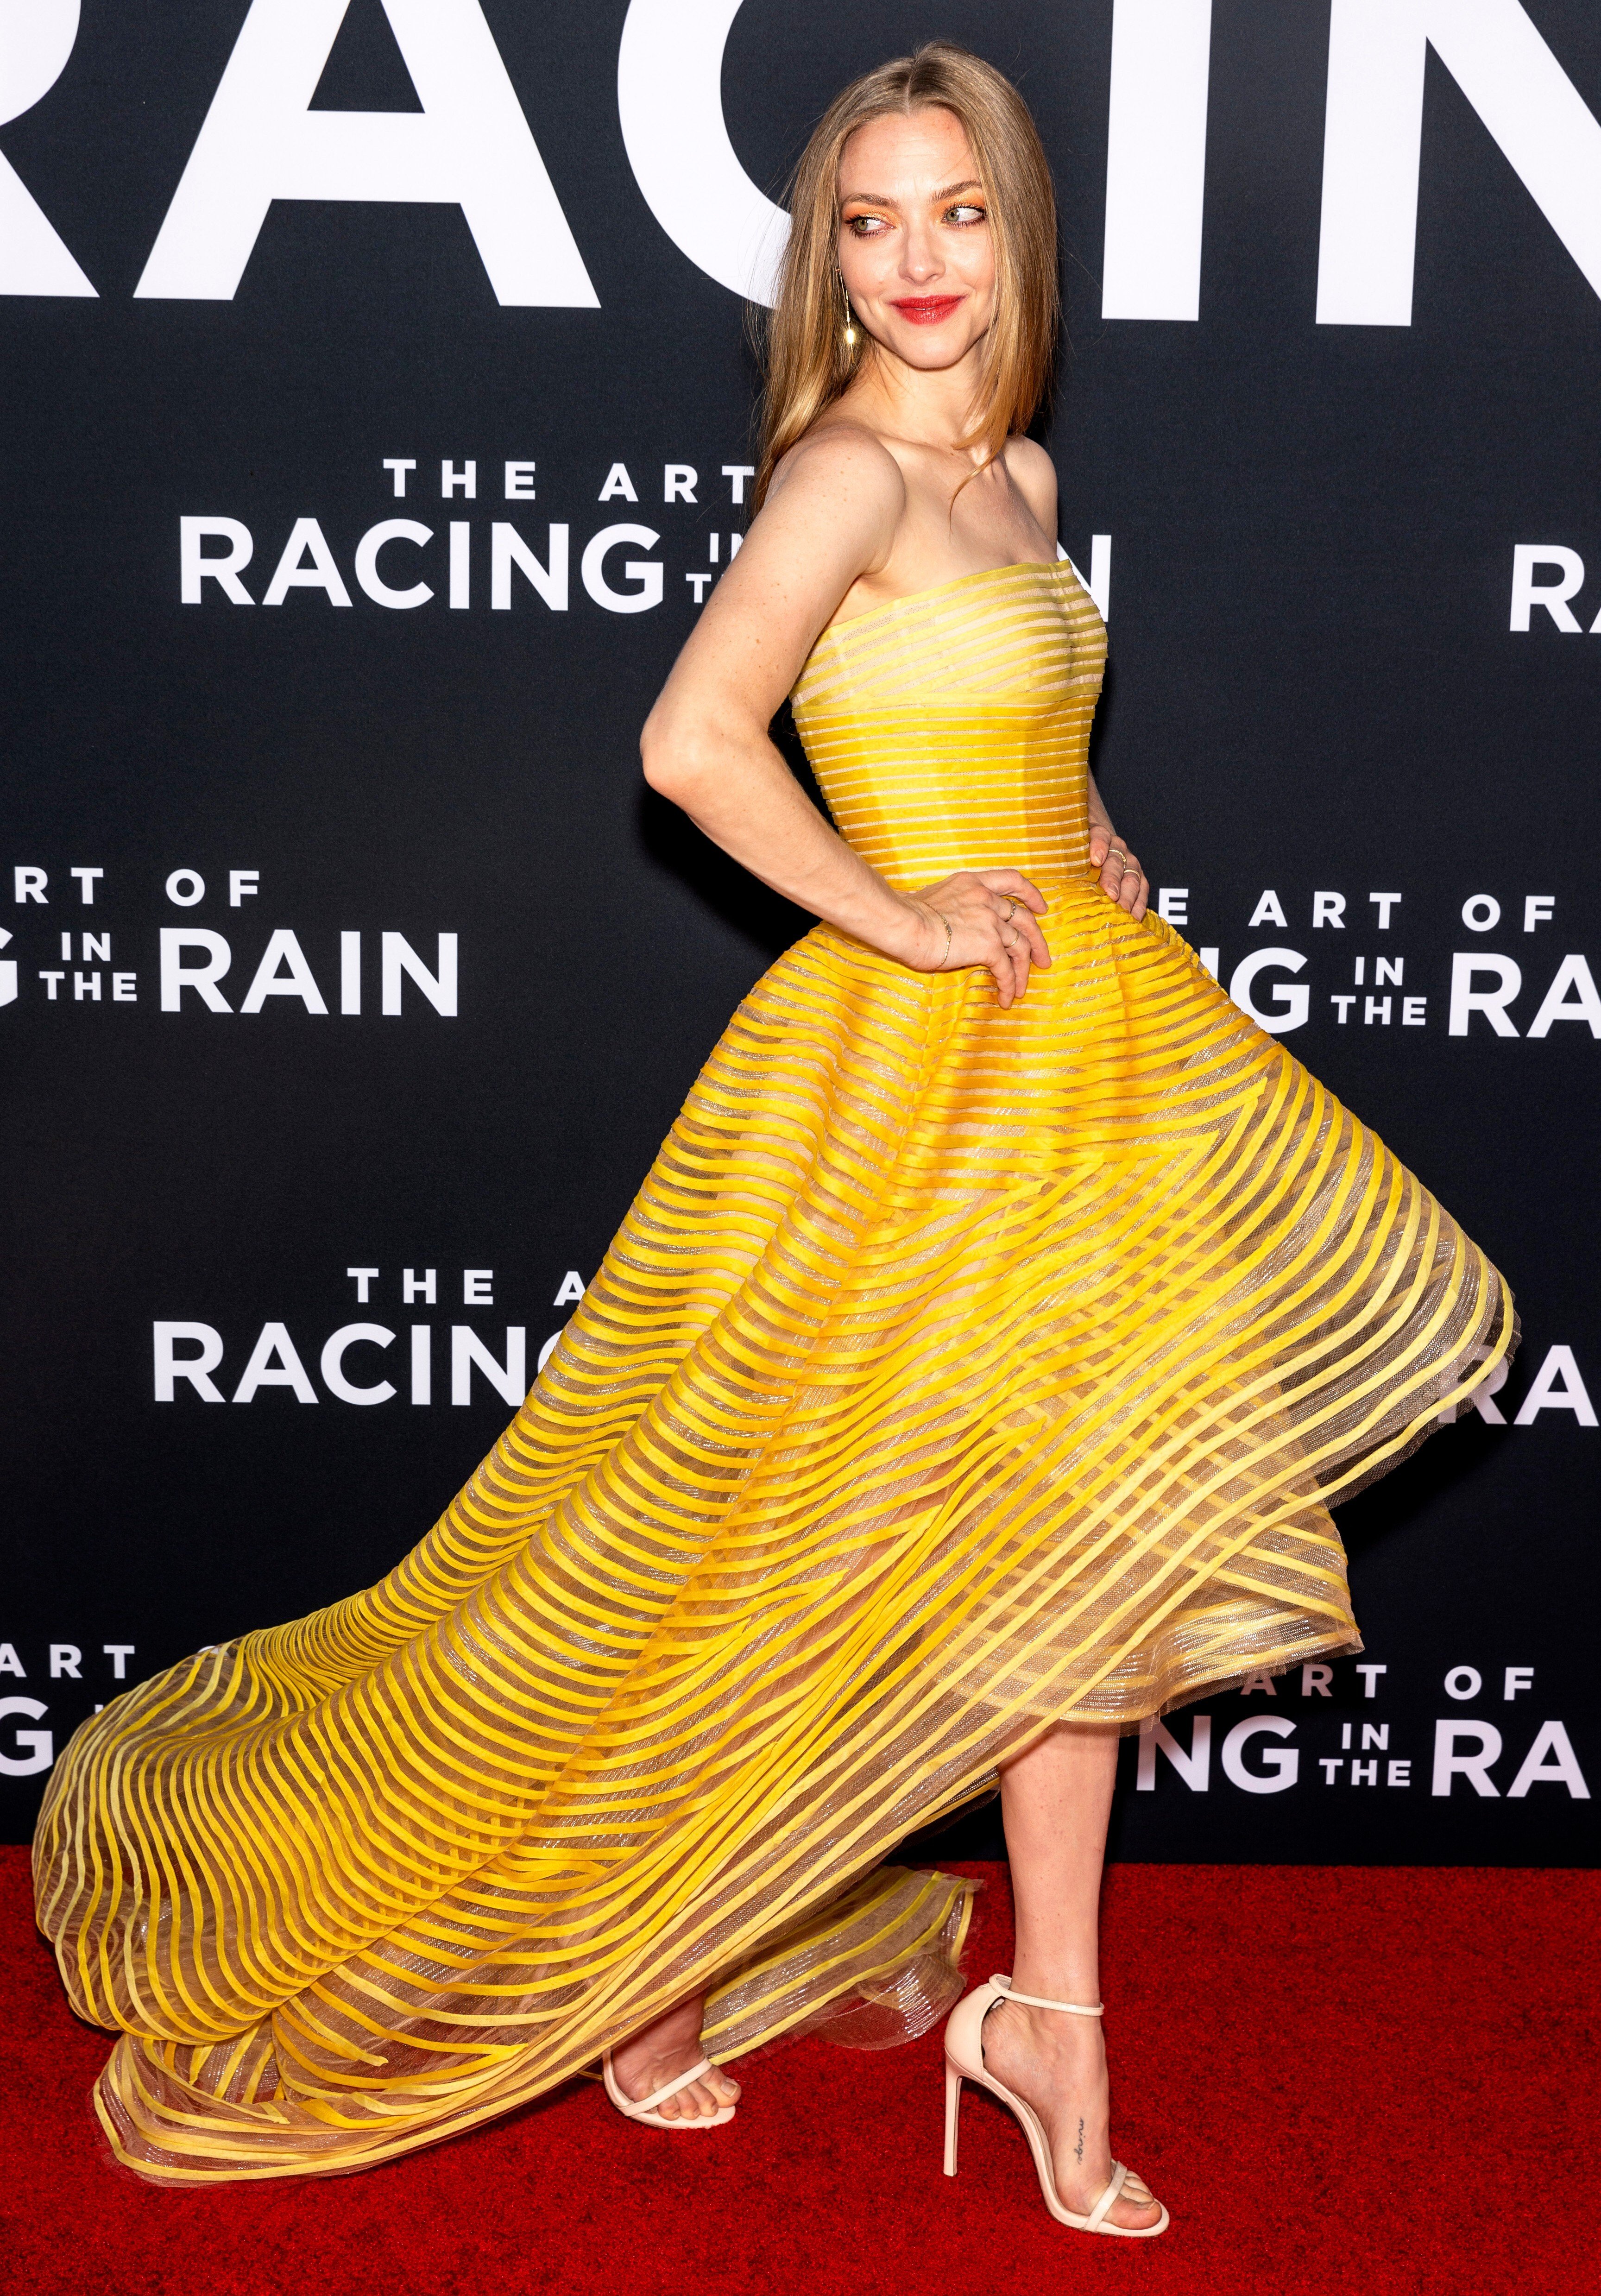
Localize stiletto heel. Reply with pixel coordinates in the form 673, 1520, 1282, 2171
943, 2057, 963, 2176
941, 1974, 1169, 2237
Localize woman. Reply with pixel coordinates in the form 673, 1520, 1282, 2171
36, 44, 1511, 2237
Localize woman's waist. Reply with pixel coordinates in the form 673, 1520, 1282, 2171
808, 732, 1089, 875
802, 879, 1190, 1015
839, 819, 1093, 892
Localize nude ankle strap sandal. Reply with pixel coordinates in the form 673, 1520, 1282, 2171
942, 1975, 1169, 2238
601, 2050, 737, 2131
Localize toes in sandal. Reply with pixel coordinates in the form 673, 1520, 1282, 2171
601, 2050, 737, 2131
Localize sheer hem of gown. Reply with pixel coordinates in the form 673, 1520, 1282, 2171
34, 562, 1514, 2180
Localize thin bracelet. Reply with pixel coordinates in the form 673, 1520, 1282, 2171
936, 914, 953, 970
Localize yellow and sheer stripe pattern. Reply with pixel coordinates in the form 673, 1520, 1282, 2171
35, 561, 1513, 2182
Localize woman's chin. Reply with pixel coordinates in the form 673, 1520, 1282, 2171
875, 323, 987, 373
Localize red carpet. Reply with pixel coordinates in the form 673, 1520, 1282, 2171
2, 1851, 1594, 2296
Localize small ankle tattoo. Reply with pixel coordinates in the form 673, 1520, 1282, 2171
1074, 2117, 1085, 2164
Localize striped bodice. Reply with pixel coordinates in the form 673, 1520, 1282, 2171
791, 559, 1105, 890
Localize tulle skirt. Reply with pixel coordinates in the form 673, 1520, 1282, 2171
35, 874, 1513, 2180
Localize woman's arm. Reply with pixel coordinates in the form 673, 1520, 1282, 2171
641, 429, 1051, 1005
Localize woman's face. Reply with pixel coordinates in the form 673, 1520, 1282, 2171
836, 107, 996, 377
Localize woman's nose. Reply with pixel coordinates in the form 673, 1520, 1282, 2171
899, 224, 941, 283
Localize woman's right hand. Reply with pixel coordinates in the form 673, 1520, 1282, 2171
897, 870, 1051, 1009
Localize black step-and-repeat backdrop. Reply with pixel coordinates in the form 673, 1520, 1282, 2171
3, 1, 1597, 1863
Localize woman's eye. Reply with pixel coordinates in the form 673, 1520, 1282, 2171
846, 214, 888, 237
945, 203, 986, 226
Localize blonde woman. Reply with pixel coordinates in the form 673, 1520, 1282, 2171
38, 44, 1511, 2238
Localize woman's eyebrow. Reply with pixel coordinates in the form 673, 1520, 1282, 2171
838, 178, 985, 207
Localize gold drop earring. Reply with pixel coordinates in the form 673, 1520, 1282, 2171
839, 274, 858, 353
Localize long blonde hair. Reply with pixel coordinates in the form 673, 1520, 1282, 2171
753, 43, 1059, 511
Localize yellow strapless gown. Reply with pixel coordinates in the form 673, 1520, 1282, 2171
34, 561, 1513, 2182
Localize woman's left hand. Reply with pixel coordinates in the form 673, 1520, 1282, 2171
1088, 826, 1149, 921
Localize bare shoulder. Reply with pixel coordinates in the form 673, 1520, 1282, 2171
1001, 435, 1058, 533
647, 419, 907, 725
768, 419, 907, 531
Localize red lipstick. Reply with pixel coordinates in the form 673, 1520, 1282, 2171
889, 295, 963, 325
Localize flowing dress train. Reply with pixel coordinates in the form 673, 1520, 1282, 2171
34, 561, 1514, 2180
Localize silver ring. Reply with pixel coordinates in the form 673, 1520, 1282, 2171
1106, 847, 1128, 868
